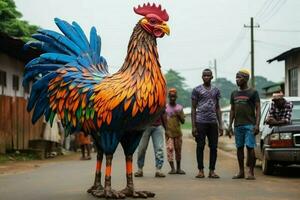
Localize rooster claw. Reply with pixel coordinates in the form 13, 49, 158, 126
93, 188, 125, 199
120, 187, 155, 198
87, 185, 104, 194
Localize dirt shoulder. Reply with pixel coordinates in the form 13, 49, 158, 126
0, 152, 81, 176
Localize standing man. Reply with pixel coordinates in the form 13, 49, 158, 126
165, 88, 186, 174
229, 69, 260, 180
134, 114, 167, 178
191, 69, 223, 178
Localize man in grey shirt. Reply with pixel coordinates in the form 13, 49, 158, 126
191, 69, 223, 178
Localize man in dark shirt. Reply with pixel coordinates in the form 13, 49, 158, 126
266, 91, 293, 126
191, 69, 223, 178
229, 69, 260, 180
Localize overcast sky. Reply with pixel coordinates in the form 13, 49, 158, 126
14, 0, 300, 88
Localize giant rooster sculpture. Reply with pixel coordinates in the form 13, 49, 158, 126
23, 2, 169, 199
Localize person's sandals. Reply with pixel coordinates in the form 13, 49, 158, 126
155, 172, 166, 178
134, 171, 143, 177
86, 156, 91, 160
195, 171, 205, 178
168, 169, 177, 174
232, 173, 245, 179
245, 175, 256, 180
208, 172, 220, 179
176, 169, 186, 175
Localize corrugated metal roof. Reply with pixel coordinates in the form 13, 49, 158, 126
267, 47, 300, 63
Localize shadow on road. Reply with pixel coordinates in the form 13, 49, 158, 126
272, 165, 300, 178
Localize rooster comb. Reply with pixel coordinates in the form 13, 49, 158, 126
134, 2, 169, 21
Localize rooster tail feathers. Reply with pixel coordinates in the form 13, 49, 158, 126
23, 18, 109, 126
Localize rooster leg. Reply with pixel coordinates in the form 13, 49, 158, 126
88, 151, 104, 195
120, 155, 155, 198
94, 154, 125, 199
119, 131, 155, 198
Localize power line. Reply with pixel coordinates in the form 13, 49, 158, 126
259, 0, 287, 24
257, 0, 281, 21
218, 29, 247, 62
254, 40, 293, 48
241, 52, 250, 67
259, 28, 300, 33
255, 0, 274, 20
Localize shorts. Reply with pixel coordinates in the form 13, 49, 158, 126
234, 124, 256, 148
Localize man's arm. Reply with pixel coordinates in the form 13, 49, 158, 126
254, 101, 261, 135
228, 105, 235, 132
161, 112, 167, 130
191, 99, 197, 137
228, 92, 235, 136
177, 109, 185, 124
216, 100, 223, 136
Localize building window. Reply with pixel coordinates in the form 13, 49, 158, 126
12, 75, 19, 91
24, 83, 30, 93
0, 70, 7, 87
289, 67, 298, 96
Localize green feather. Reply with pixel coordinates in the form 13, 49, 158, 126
76, 106, 82, 119
86, 107, 91, 119
91, 109, 95, 119
49, 111, 55, 126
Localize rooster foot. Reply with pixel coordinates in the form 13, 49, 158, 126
120, 187, 155, 198
93, 188, 125, 199
87, 184, 104, 194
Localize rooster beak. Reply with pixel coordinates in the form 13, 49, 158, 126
159, 22, 170, 35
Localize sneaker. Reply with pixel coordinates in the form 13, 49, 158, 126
155, 171, 166, 178
134, 171, 143, 177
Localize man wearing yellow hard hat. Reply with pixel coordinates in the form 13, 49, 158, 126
228, 69, 261, 180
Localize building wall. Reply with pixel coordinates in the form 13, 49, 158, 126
285, 53, 300, 96
0, 53, 27, 97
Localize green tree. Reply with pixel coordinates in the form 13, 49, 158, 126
0, 0, 38, 41
254, 76, 275, 98
213, 78, 237, 107
164, 69, 191, 107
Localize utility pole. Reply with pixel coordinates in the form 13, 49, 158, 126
214, 59, 217, 80
244, 17, 259, 88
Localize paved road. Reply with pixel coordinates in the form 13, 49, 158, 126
1, 137, 300, 200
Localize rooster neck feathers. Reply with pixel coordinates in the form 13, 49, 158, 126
92, 23, 166, 130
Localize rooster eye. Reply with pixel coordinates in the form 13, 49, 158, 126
149, 18, 157, 25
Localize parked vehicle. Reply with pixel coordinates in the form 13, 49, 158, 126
221, 106, 231, 136
255, 97, 300, 175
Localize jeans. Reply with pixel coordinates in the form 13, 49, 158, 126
137, 125, 165, 170
195, 123, 218, 170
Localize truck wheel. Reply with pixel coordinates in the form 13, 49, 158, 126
262, 150, 274, 175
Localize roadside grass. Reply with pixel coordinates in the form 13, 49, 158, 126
181, 121, 192, 130
0, 152, 39, 164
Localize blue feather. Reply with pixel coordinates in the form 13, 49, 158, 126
24, 41, 59, 53
40, 53, 76, 63
27, 73, 57, 111
77, 53, 93, 68
25, 57, 48, 68
90, 27, 98, 52
55, 18, 89, 52
31, 34, 71, 55
32, 91, 49, 123
38, 29, 82, 56
72, 21, 90, 50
